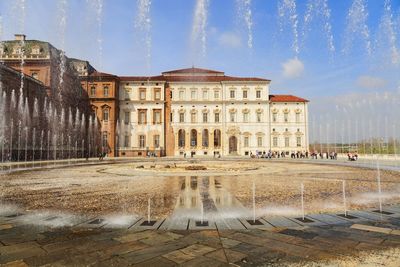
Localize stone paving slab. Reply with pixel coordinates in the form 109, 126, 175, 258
158, 217, 189, 230
350, 210, 393, 221
307, 214, 351, 225
215, 218, 246, 230
263, 216, 303, 228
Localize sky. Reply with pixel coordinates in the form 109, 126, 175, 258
0, 0, 400, 142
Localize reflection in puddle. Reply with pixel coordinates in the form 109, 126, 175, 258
174, 176, 251, 221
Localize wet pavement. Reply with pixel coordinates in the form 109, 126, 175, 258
1, 206, 400, 266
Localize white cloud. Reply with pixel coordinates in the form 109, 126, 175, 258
282, 58, 304, 79
356, 75, 387, 89
218, 32, 242, 48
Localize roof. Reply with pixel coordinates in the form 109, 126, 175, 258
162, 67, 224, 75
269, 95, 309, 103
119, 73, 270, 83
89, 71, 118, 78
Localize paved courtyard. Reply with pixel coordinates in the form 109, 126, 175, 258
0, 158, 400, 266
1, 209, 400, 266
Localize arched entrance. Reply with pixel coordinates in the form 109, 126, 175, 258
229, 136, 237, 154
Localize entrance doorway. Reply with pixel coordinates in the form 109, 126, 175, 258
229, 136, 238, 154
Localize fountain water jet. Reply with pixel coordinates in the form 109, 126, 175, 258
278, 0, 299, 55
343, 0, 372, 56
301, 183, 305, 220
342, 180, 347, 217
191, 0, 209, 58
236, 0, 253, 50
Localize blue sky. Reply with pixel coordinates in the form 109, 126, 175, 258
0, 0, 399, 103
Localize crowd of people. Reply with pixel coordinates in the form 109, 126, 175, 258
248, 150, 359, 161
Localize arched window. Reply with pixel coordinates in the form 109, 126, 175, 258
214, 129, 221, 148
190, 129, 197, 147
202, 129, 209, 147
178, 129, 185, 148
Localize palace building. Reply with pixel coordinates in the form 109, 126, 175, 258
1, 35, 309, 158
118, 67, 309, 157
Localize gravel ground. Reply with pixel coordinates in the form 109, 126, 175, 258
0, 160, 399, 218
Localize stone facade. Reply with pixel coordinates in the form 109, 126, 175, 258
118, 68, 309, 157
118, 78, 166, 157
80, 72, 119, 157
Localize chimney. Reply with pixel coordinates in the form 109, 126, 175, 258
14, 34, 26, 41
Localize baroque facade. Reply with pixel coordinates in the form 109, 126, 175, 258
118, 67, 309, 157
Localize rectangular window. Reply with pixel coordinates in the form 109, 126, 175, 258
273, 137, 278, 147
243, 90, 248, 99
297, 137, 301, 147
179, 113, 185, 123
179, 90, 184, 100
272, 113, 277, 122
154, 135, 160, 148
154, 88, 161, 100
90, 86, 96, 96
244, 137, 249, 148
296, 113, 300, 123
139, 135, 146, 148
256, 112, 262, 123
243, 112, 249, 122
284, 113, 289, 123
102, 132, 108, 147
215, 113, 220, 123
285, 137, 290, 147
191, 113, 197, 123
124, 111, 130, 125
203, 113, 208, 123
214, 90, 220, 99
230, 90, 235, 99
170, 112, 173, 122
139, 88, 146, 100
138, 109, 147, 124
103, 86, 109, 97
256, 90, 261, 99
257, 136, 263, 147
153, 109, 161, 124
102, 109, 109, 122
202, 90, 208, 100
230, 113, 235, 122
124, 135, 129, 147
191, 90, 197, 100
125, 89, 130, 100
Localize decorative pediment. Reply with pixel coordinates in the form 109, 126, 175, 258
213, 108, 221, 113
101, 104, 111, 109
271, 131, 279, 136
202, 108, 209, 113
294, 108, 302, 114
295, 131, 303, 136
256, 108, 263, 113
242, 108, 250, 114
271, 108, 278, 113
283, 130, 291, 136
178, 108, 186, 113
229, 108, 237, 113
242, 132, 251, 136
283, 108, 290, 114
226, 126, 240, 135
255, 132, 265, 136
190, 109, 197, 114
